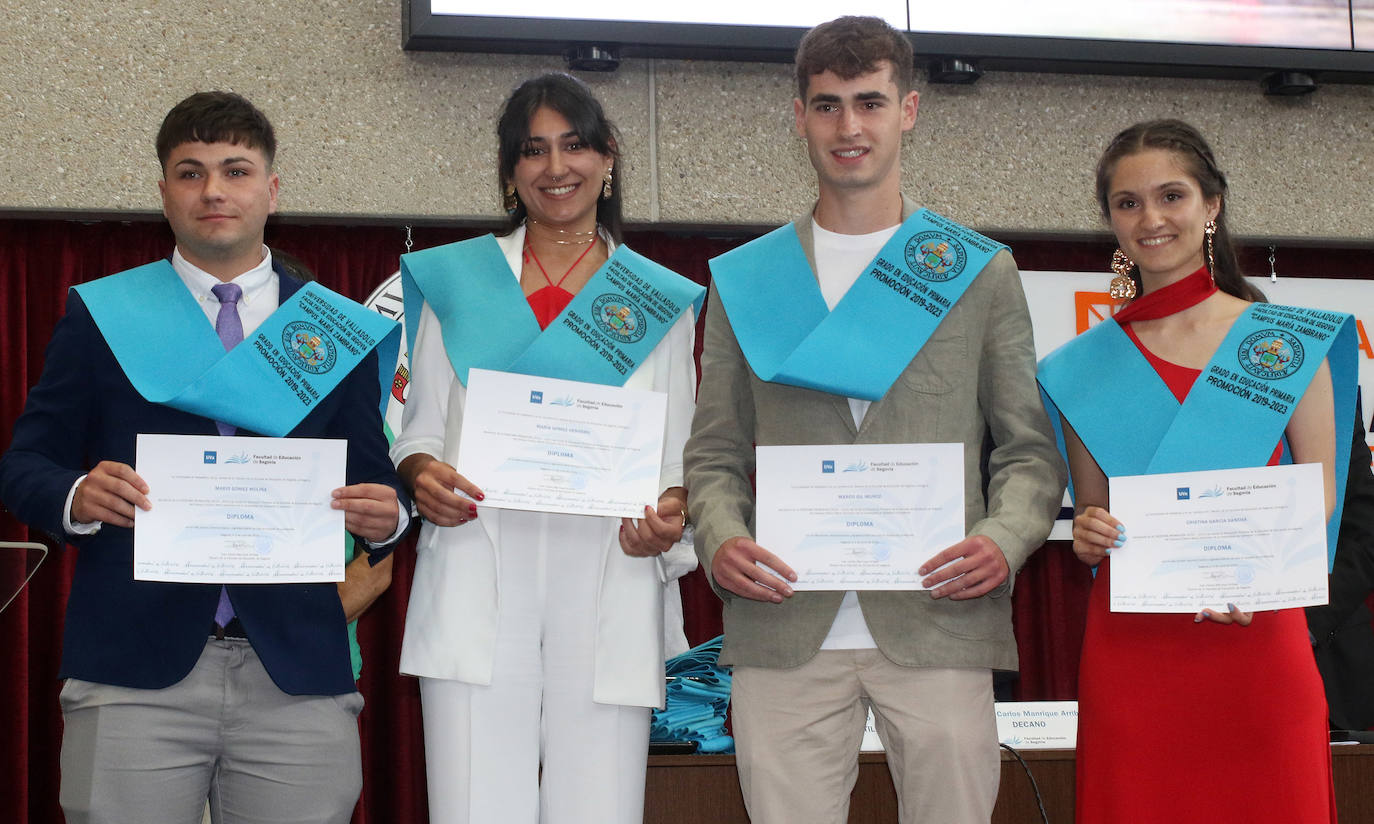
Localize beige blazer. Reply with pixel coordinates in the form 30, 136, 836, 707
684, 198, 1066, 671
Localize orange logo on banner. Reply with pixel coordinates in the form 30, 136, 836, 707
1074, 291, 1119, 335
1356, 319, 1374, 360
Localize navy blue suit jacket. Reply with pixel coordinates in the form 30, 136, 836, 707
0, 265, 408, 696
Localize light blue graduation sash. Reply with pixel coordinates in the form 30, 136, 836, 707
74, 261, 402, 437
399, 234, 704, 387
1037, 303, 1358, 568
707, 208, 1005, 401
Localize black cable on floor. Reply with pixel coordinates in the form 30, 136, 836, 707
999, 743, 1050, 824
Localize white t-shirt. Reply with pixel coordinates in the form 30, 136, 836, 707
811, 219, 899, 651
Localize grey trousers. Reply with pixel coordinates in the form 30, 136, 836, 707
59, 638, 364, 824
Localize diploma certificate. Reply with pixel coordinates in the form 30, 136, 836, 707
755, 443, 964, 590
457, 368, 667, 518
1108, 463, 1328, 612
134, 434, 346, 583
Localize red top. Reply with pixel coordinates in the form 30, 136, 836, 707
526, 286, 574, 330
524, 237, 596, 329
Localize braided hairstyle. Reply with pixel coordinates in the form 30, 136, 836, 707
1094, 119, 1264, 302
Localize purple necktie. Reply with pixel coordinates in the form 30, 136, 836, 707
211, 283, 244, 437
211, 283, 243, 629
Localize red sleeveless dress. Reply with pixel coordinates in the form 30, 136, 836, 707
1075, 269, 1336, 823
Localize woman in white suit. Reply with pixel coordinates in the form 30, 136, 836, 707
392, 74, 697, 824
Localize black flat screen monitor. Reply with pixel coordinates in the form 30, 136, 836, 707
404, 1, 1374, 82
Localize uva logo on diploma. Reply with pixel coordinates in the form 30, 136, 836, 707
283, 321, 338, 375
1239, 329, 1303, 379
455, 369, 667, 519
134, 433, 347, 584
757, 443, 965, 592
1107, 464, 1329, 613
904, 231, 966, 282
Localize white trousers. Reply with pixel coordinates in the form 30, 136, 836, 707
419, 517, 650, 824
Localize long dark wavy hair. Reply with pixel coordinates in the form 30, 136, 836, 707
496, 73, 623, 242
1095, 119, 1265, 302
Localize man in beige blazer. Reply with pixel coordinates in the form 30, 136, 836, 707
683, 16, 1066, 824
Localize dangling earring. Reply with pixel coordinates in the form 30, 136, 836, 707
601, 167, 614, 200
502, 183, 519, 215
1109, 249, 1137, 300
1204, 219, 1217, 283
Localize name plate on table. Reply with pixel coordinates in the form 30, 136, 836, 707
456, 368, 668, 518
755, 443, 964, 590
1108, 463, 1328, 612
134, 434, 346, 583
996, 701, 1079, 749
861, 702, 1080, 751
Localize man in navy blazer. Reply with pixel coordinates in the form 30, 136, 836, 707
0, 92, 409, 824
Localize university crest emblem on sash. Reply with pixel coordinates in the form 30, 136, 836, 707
592, 293, 647, 343
1239, 330, 1303, 380
905, 231, 966, 282
283, 321, 337, 374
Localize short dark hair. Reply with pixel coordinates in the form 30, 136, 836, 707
795, 16, 915, 100
156, 91, 277, 171
496, 73, 623, 241
1095, 119, 1264, 303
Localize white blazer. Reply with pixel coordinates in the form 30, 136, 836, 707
393, 227, 697, 707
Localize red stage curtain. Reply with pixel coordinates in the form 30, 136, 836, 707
1, 219, 182, 824
5, 217, 1365, 823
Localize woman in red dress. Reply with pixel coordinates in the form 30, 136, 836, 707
1065, 120, 1339, 822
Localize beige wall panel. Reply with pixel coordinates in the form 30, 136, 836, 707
1, 0, 1372, 240
0, 0, 656, 222
655, 60, 1374, 240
